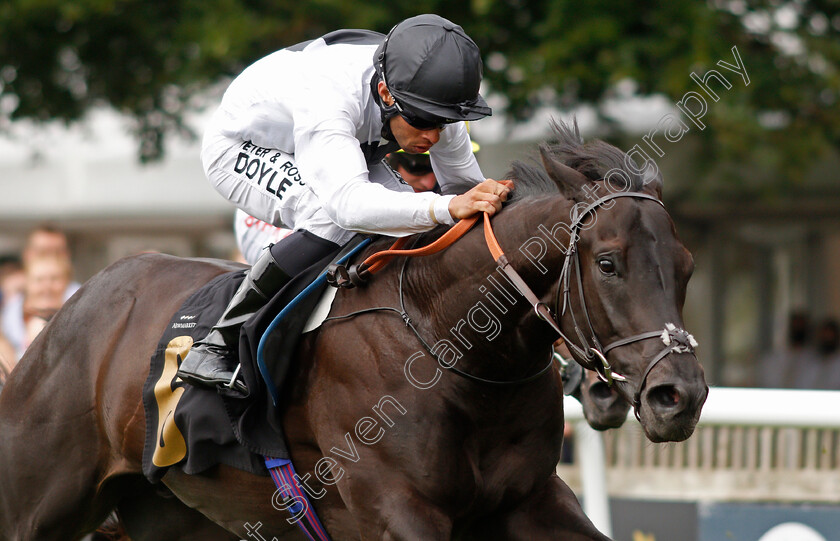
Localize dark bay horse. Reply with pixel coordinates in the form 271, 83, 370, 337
0, 123, 706, 540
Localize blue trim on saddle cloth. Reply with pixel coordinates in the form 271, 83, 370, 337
265, 456, 332, 541
257, 238, 372, 405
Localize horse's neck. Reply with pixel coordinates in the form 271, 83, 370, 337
406, 196, 573, 383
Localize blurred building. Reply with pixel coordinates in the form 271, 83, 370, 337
0, 108, 236, 281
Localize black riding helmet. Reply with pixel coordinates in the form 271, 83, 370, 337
386, 151, 433, 176
374, 14, 492, 127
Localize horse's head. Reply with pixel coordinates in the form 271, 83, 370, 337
521, 121, 708, 442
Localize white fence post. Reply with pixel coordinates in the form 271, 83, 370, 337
574, 419, 612, 537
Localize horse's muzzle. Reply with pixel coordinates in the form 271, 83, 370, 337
636, 356, 708, 443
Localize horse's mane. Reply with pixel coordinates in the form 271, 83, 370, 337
506, 119, 661, 202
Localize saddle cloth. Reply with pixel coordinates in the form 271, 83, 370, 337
141, 237, 367, 483
141, 269, 265, 482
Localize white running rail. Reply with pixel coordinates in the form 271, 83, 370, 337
561, 387, 840, 536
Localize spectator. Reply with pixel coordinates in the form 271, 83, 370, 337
1, 253, 73, 360
0, 255, 24, 310
795, 318, 840, 390
0, 333, 15, 391
22, 225, 80, 301
757, 311, 820, 388
0, 256, 25, 390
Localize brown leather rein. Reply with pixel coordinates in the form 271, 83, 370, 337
329, 211, 569, 355
324, 212, 562, 386
363, 215, 481, 275
359, 213, 561, 331
337, 212, 512, 278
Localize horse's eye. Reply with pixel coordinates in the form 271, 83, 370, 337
597, 258, 616, 275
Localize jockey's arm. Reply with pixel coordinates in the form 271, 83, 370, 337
296, 124, 452, 235
428, 122, 512, 219
293, 108, 507, 236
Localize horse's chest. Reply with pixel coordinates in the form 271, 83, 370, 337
457, 420, 564, 508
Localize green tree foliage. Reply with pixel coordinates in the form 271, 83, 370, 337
1, 0, 838, 191
0, 0, 393, 160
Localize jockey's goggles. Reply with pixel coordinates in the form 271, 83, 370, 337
394, 100, 452, 131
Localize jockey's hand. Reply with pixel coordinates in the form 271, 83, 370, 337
448, 179, 514, 220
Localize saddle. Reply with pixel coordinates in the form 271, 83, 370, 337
141, 236, 371, 483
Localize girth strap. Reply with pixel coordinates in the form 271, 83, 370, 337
265, 456, 331, 541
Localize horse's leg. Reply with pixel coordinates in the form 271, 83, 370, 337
0, 428, 138, 541
375, 492, 453, 541
166, 462, 451, 541
336, 489, 452, 541
161, 465, 310, 540
0, 269, 168, 538
468, 475, 611, 541
0, 255, 258, 540
0, 347, 144, 541
325, 472, 452, 541
113, 478, 238, 541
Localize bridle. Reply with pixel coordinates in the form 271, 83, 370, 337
526, 191, 699, 413
328, 190, 698, 412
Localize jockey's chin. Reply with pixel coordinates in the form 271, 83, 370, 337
389, 115, 442, 154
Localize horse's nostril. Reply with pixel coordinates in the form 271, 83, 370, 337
589, 381, 614, 401
647, 384, 681, 410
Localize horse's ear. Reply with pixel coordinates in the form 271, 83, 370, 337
539, 145, 590, 199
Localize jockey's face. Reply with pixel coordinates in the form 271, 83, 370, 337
388, 115, 442, 154
396, 164, 437, 193
378, 82, 443, 154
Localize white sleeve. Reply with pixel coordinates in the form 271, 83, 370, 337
429, 122, 485, 194
293, 95, 454, 236
220, 101, 296, 154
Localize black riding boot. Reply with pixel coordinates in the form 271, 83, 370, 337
177, 248, 290, 395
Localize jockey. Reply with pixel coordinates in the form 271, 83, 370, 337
233, 142, 480, 266
386, 151, 439, 193
177, 14, 511, 394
